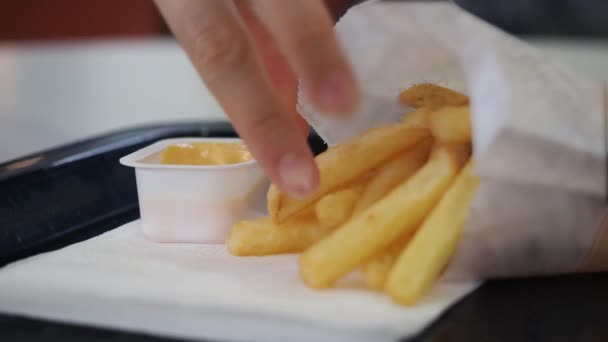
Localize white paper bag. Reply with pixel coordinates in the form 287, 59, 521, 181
298, 1, 607, 280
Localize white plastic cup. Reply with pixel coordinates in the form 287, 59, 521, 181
120, 138, 268, 243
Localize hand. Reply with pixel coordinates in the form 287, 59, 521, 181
155, 0, 359, 198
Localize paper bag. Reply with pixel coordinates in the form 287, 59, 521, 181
298, 1, 608, 281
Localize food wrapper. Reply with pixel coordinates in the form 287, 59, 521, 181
298, 1, 608, 281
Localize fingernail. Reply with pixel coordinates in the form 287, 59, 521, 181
278, 153, 317, 198
317, 72, 358, 115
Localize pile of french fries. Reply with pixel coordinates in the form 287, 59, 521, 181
228, 84, 480, 306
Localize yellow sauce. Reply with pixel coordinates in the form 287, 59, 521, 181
161, 142, 253, 166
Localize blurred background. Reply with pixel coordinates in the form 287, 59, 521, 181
1, 0, 607, 162
0, 0, 167, 41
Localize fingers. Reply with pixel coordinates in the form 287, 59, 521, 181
254, 0, 359, 115
235, 1, 309, 137
324, 0, 357, 21
154, 0, 318, 198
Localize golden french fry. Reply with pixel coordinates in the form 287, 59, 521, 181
268, 125, 431, 223
227, 214, 331, 256
386, 160, 479, 305
399, 84, 469, 109
299, 147, 459, 289
402, 107, 430, 128
429, 106, 472, 144
352, 140, 432, 215
362, 237, 409, 290
442, 143, 472, 168
315, 183, 365, 229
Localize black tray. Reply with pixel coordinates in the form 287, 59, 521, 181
1, 121, 607, 342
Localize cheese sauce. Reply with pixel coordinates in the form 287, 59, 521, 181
161, 142, 253, 166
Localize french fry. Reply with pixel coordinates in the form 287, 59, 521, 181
268, 125, 430, 223
443, 143, 472, 168
399, 84, 469, 109
402, 107, 430, 128
429, 106, 472, 144
315, 183, 365, 229
352, 140, 432, 215
361, 237, 409, 290
227, 214, 331, 256
386, 161, 479, 305
299, 147, 459, 288
229, 83, 480, 307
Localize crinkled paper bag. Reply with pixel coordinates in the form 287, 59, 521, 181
298, 1, 608, 280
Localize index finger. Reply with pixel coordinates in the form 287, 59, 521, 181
254, 0, 359, 115
155, 0, 319, 198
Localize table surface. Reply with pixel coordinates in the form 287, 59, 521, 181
1, 37, 608, 163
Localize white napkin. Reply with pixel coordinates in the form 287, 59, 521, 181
0, 221, 477, 342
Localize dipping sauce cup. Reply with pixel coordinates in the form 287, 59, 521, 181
120, 138, 267, 243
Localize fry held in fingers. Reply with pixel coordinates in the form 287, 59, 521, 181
386, 161, 479, 305
267, 124, 430, 223
300, 147, 459, 288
